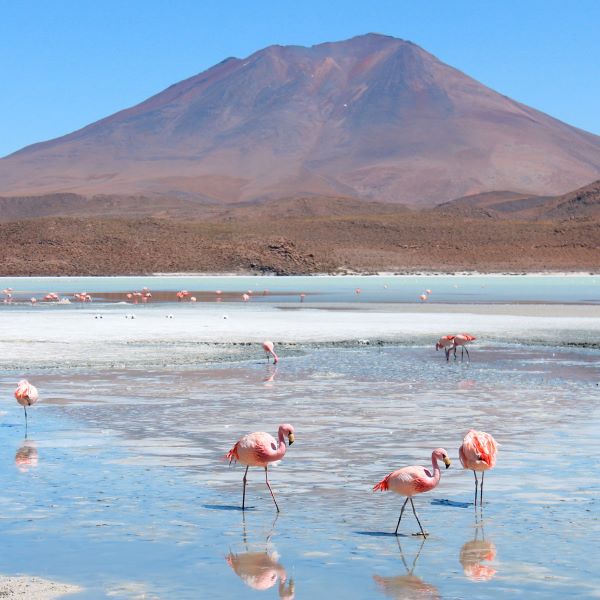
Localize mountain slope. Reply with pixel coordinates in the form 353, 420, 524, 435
2, 33, 600, 206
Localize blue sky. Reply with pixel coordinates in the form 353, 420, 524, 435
1, 0, 599, 157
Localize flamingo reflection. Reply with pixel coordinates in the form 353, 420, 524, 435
373, 539, 440, 599
263, 366, 278, 386
459, 515, 497, 582
15, 439, 39, 472
226, 516, 294, 598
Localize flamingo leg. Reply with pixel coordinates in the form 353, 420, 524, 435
409, 498, 427, 537
394, 497, 409, 535
473, 470, 479, 507
24, 406, 28, 436
242, 466, 249, 510
464, 346, 470, 361
444, 348, 450, 362
264, 466, 280, 513
480, 471, 484, 506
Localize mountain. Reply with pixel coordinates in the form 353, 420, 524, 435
437, 179, 600, 219
2, 33, 600, 207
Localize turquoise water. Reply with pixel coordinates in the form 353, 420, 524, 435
0, 344, 598, 599
1, 274, 599, 304
0, 276, 598, 597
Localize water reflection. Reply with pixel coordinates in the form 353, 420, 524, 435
226, 516, 294, 598
373, 539, 440, 599
263, 366, 278, 386
459, 514, 497, 582
15, 439, 38, 472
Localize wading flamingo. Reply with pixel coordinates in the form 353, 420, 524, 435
459, 430, 498, 506
14, 379, 39, 432
435, 335, 455, 361
226, 424, 295, 512
262, 341, 279, 364
373, 448, 451, 537
453, 334, 476, 361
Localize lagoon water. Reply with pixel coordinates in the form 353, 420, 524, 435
0, 276, 599, 599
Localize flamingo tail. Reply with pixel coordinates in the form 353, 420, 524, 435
373, 474, 391, 492
473, 435, 495, 466
226, 442, 240, 465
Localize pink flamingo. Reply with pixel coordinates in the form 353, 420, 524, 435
459, 430, 498, 506
242, 293, 250, 302
419, 294, 427, 302
15, 379, 39, 431
435, 335, 456, 361
226, 424, 295, 512
453, 334, 476, 361
262, 341, 279, 364
373, 448, 451, 536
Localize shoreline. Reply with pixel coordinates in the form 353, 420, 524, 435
0, 270, 597, 280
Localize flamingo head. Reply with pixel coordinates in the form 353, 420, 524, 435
279, 424, 295, 445
435, 342, 441, 351
433, 448, 451, 468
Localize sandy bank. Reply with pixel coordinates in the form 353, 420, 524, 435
0, 576, 80, 599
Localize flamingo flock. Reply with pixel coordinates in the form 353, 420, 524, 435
3, 282, 502, 552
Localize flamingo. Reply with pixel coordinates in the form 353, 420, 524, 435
242, 293, 250, 302
373, 448, 451, 536
453, 334, 476, 361
459, 430, 498, 506
419, 294, 427, 302
226, 424, 295, 512
14, 379, 39, 432
262, 341, 279, 364
435, 335, 456, 361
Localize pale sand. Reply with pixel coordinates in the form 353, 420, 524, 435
0, 576, 81, 599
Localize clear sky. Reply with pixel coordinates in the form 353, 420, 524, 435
1, 0, 599, 157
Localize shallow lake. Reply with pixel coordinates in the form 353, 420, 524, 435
0, 339, 598, 598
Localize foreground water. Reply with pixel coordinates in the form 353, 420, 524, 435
0, 276, 599, 598
0, 339, 599, 598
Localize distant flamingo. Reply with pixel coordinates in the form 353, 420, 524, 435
373, 448, 451, 536
242, 293, 250, 302
14, 379, 39, 432
435, 335, 456, 361
419, 294, 427, 302
453, 334, 476, 361
226, 424, 295, 512
459, 430, 498, 506
262, 341, 279, 364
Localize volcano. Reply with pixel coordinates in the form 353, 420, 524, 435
2, 33, 600, 206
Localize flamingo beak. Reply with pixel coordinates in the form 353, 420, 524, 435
288, 433, 295, 445
443, 456, 451, 469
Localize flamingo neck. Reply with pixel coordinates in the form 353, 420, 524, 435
275, 431, 287, 458
430, 455, 442, 483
